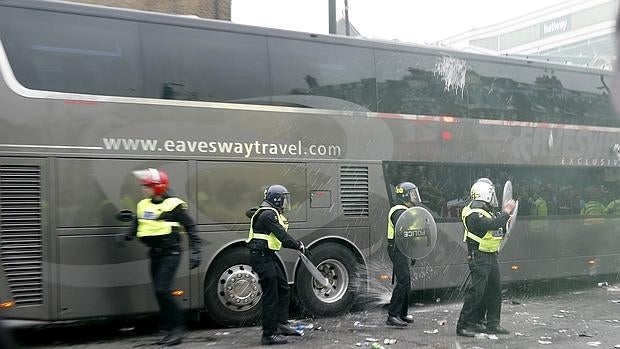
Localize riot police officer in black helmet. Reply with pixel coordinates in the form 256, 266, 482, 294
386, 181, 421, 327
246, 185, 305, 345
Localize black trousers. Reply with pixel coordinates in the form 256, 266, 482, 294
249, 250, 290, 336
457, 250, 502, 330
150, 251, 182, 332
387, 241, 411, 318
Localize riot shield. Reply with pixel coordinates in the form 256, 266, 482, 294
394, 207, 438, 259
500, 181, 519, 251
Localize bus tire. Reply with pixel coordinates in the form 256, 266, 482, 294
204, 247, 262, 327
295, 243, 360, 316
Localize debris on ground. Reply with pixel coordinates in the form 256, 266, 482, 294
538, 340, 553, 344
552, 314, 565, 318
598, 282, 609, 287
586, 341, 602, 347
436, 320, 448, 326
383, 338, 397, 345
423, 329, 439, 334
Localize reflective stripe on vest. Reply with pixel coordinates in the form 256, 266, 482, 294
387, 205, 408, 240
136, 197, 184, 238
246, 207, 289, 251
461, 203, 502, 253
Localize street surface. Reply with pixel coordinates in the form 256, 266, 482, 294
10, 278, 620, 349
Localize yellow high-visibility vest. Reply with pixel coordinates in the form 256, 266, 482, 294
136, 197, 184, 238
461, 203, 503, 253
387, 205, 408, 240
246, 207, 289, 251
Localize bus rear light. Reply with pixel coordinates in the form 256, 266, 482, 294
379, 274, 391, 282
511, 265, 519, 271
0, 301, 15, 309
171, 290, 185, 297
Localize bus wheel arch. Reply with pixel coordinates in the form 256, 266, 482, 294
294, 238, 366, 316
203, 243, 264, 327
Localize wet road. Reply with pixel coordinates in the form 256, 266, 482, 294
11, 278, 620, 349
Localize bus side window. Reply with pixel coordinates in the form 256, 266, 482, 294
0, 7, 141, 97
141, 23, 270, 104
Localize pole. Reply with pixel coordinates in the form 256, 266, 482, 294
328, 0, 337, 34
344, 0, 350, 36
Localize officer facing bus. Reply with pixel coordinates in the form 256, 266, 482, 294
385, 182, 420, 327
456, 178, 515, 337
246, 185, 305, 346
124, 168, 202, 346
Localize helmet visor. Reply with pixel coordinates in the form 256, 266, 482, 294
282, 193, 291, 212
132, 169, 156, 185
408, 187, 421, 204
490, 189, 499, 207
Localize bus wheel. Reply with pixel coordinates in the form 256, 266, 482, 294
295, 243, 360, 316
204, 248, 262, 327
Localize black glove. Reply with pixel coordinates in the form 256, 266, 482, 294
190, 251, 201, 270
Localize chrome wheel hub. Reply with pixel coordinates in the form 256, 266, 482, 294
216, 264, 261, 312
312, 258, 349, 303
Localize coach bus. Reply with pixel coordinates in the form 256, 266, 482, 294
0, 0, 619, 326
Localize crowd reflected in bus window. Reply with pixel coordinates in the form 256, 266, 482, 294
383, 162, 620, 220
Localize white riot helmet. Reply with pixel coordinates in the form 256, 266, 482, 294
471, 180, 498, 207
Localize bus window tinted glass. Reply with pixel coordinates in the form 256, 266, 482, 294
550, 69, 617, 126
195, 162, 307, 224
466, 60, 545, 122
375, 50, 467, 117
0, 8, 140, 96
269, 38, 376, 111
141, 24, 269, 103
467, 60, 618, 126
383, 162, 617, 219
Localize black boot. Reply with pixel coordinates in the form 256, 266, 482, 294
157, 328, 185, 346
456, 327, 476, 337
261, 334, 288, 345
400, 315, 414, 323
277, 323, 302, 336
386, 315, 408, 327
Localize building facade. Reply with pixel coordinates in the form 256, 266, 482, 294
439, 0, 617, 69
67, 0, 231, 20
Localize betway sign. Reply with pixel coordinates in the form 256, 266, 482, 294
541, 17, 570, 37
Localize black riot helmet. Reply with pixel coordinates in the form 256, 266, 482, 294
264, 185, 291, 212
395, 182, 421, 206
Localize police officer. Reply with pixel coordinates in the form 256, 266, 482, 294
386, 182, 420, 327
246, 185, 304, 345
125, 168, 202, 346
456, 178, 515, 337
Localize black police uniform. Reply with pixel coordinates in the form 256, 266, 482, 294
127, 194, 202, 344
246, 204, 302, 341
387, 207, 412, 321
456, 200, 509, 335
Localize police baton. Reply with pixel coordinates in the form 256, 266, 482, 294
297, 251, 331, 288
